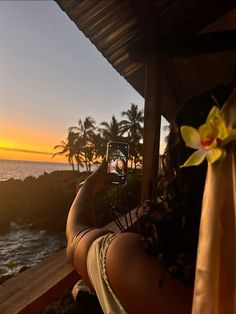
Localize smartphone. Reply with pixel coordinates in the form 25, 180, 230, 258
106, 141, 129, 185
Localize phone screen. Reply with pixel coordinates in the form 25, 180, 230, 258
106, 141, 129, 185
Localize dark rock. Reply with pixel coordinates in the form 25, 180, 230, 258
19, 266, 29, 273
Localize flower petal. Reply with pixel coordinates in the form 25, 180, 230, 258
180, 126, 201, 149
206, 148, 224, 163
199, 124, 217, 148
222, 129, 236, 146
206, 106, 221, 123
206, 106, 228, 140
180, 150, 207, 168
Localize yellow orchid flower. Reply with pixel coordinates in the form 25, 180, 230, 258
180, 106, 236, 167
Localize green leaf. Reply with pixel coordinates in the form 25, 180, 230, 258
180, 150, 207, 168
180, 126, 201, 149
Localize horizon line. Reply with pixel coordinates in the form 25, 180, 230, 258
0, 157, 68, 165
0, 147, 52, 155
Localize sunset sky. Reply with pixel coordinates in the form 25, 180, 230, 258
0, 1, 168, 163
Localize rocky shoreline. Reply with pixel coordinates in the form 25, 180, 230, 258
0, 171, 82, 235
0, 169, 141, 235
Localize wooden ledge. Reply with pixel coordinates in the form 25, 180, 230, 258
0, 249, 79, 314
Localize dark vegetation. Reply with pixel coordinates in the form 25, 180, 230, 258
0, 170, 141, 235
53, 103, 144, 171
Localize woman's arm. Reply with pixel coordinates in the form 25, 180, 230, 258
66, 159, 115, 264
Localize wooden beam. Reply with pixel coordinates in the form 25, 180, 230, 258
142, 55, 162, 201
164, 30, 236, 57
129, 1, 163, 41
129, 30, 236, 61
165, 0, 236, 39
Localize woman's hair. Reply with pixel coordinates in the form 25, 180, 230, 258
137, 84, 234, 285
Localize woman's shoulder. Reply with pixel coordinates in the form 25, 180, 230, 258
105, 232, 193, 314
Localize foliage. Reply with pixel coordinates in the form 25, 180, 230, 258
120, 103, 144, 169
0, 171, 78, 232
6, 260, 17, 274
53, 103, 144, 171
99, 115, 123, 142
52, 131, 78, 171
0, 170, 141, 233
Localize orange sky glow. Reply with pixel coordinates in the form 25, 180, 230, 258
0, 126, 67, 163
0, 2, 164, 166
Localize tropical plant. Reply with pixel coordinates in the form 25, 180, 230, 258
6, 260, 17, 274
120, 104, 144, 139
69, 117, 96, 171
52, 131, 77, 171
71, 134, 84, 172
91, 133, 106, 161
100, 115, 123, 142
53, 106, 145, 171
69, 116, 96, 145
120, 103, 144, 169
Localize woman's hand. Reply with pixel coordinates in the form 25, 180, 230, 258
84, 158, 116, 196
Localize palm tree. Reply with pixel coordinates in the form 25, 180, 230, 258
69, 116, 96, 145
91, 133, 106, 162
53, 131, 77, 171
120, 103, 144, 139
69, 117, 96, 171
100, 115, 123, 141
72, 134, 84, 172
120, 104, 144, 169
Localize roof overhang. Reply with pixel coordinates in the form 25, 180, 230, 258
56, 0, 236, 121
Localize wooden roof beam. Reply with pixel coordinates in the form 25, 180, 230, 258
129, 1, 163, 40
165, 0, 236, 40
129, 30, 236, 61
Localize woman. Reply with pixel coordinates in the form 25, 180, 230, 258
66, 84, 233, 314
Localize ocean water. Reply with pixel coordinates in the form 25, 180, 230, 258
0, 159, 72, 278
0, 159, 72, 181
0, 223, 66, 276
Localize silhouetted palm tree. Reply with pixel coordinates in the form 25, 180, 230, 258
120, 103, 144, 139
69, 117, 96, 171
52, 131, 77, 171
72, 135, 84, 172
69, 116, 96, 144
100, 115, 123, 141
91, 133, 106, 162
120, 104, 144, 169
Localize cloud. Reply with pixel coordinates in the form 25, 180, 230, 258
0, 147, 52, 155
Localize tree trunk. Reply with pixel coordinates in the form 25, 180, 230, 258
71, 161, 75, 172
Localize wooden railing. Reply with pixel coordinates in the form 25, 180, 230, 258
0, 210, 136, 314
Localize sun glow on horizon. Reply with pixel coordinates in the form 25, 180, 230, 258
0, 147, 67, 163
0, 120, 70, 163
0, 137, 68, 163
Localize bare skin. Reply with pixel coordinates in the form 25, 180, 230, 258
66, 160, 193, 313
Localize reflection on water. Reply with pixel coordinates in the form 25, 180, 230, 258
0, 159, 72, 181
0, 223, 66, 276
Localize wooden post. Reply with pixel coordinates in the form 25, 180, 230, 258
142, 55, 162, 201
